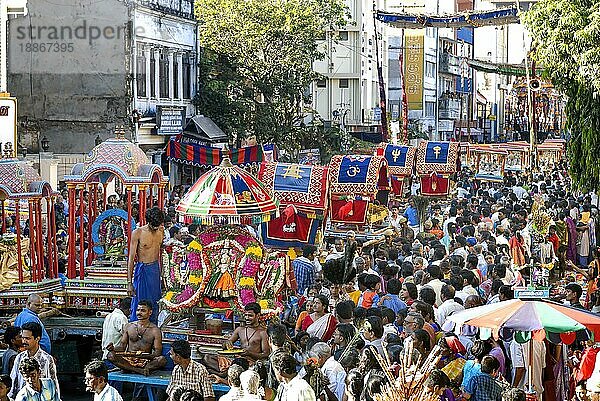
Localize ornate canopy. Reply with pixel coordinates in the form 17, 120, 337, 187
0, 159, 55, 200
65, 129, 167, 185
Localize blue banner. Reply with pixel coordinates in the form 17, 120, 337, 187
338, 156, 371, 184
424, 142, 450, 164
273, 164, 312, 193
384, 145, 409, 167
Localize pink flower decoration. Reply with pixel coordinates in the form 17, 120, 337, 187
176, 286, 194, 303
187, 252, 202, 271
199, 233, 218, 244
235, 235, 255, 248
240, 289, 255, 305
242, 259, 260, 277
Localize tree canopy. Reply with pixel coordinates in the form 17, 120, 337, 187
523, 0, 600, 190
194, 0, 350, 157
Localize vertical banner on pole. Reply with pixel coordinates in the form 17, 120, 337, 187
404, 31, 424, 112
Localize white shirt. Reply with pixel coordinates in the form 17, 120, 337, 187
383, 324, 399, 342
435, 299, 464, 327
275, 375, 316, 401
95, 384, 123, 401
321, 356, 346, 401
510, 339, 546, 395
425, 280, 444, 307
512, 186, 528, 200
102, 308, 129, 359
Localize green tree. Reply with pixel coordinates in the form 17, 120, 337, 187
195, 0, 349, 154
523, 0, 600, 190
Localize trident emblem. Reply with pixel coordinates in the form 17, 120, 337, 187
433, 146, 442, 159
391, 148, 402, 162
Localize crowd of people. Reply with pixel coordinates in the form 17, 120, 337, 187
4, 161, 600, 401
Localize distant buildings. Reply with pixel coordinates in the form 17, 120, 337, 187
7, 0, 197, 178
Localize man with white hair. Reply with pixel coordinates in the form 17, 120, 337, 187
309, 342, 345, 401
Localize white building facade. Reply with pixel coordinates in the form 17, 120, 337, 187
311, 0, 389, 133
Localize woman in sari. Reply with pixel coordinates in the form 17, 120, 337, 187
300, 294, 337, 342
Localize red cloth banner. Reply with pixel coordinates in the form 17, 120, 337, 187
330, 199, 368, 224
420, 173, 450, 197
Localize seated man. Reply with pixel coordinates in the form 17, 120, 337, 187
223, 302, 270, 362
106, 300, 167, 376
167, 340, 215, 401
202, 303, 270, 376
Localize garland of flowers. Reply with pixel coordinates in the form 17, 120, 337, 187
161, 225, 290, 315
162, 242, 189, 289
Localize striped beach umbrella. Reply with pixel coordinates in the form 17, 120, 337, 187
176, 157, 279, 224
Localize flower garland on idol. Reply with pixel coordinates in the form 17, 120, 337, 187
160, 225, 288, 317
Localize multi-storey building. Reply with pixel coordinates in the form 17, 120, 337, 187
311, 0, 388, 138
7, 0, 197, 179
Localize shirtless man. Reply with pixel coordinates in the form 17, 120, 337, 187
128, 206, 164, 323
106, 300, 167, 376
224, 302, 270, 361
204, 303, 270, 376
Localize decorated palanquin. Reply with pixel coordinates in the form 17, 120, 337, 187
376, 144, 416, 197
0, 158, 61, 309
257, 162, 328, 249
495, 141, 530, 172
326, 155, 390, 237
63, 128, 168, 310
415, 141, 460, 197
473, 148, 507, 182
161, 225, 288, 317
536, 139, 565, 169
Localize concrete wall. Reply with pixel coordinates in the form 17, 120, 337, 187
7, 0, 131, 154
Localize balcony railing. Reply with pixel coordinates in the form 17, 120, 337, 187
137, 0, 195, 20
439, 53, 460, 76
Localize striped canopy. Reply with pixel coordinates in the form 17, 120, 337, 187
447, 299, 592, 335
176, 157, 279, 224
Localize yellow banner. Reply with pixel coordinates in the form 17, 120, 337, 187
404, 31, 424, 111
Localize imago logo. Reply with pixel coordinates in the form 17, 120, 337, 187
0, 106, 9, 117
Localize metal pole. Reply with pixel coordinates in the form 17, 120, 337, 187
372, 3, 389, 142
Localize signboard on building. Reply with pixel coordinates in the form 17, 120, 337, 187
514, 287, 550, 299
404, 31, 424, 111
0, 96, 17, 157
298, 148, 320, 165
373, 107, 382, 121
157, 106, 186, 135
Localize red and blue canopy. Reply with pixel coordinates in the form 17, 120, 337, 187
257, 162, 329, 249
415, 141, 460, 175
176, 157, 279, 224
376, 144, 416, 176
328, 155, 389, 195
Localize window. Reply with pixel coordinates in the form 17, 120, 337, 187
159, 50, 170, 98
339, 79, 349, 88
136, 47, 146, 97
316, 79, 327, 88
337, 31, 349, 41
425, 61, 436, 78
183, 53, 191, 99
425, 101, 436, 117
173, 56, 179, 99
150, 51, 156, 98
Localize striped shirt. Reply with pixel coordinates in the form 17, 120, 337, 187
166, 360, 215, 398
